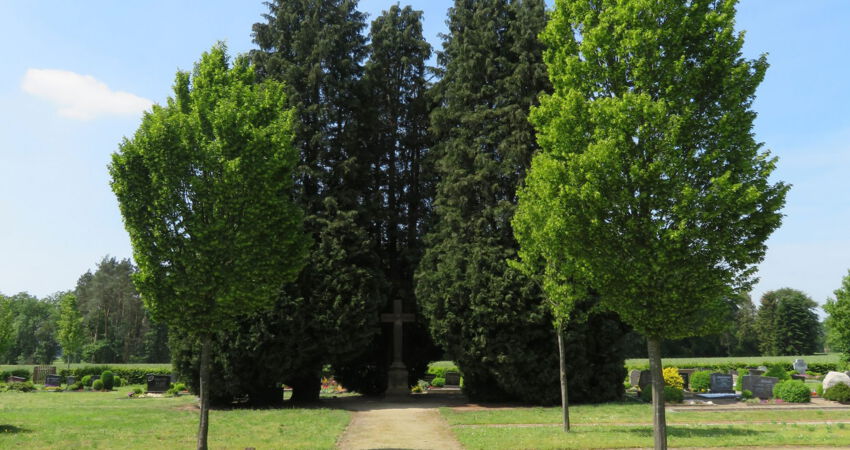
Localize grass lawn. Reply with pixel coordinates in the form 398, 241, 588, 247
0, 385, 350, 449
1, 363, 172, 373
443, 403, 850, 448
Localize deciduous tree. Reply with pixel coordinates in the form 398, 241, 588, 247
518, 1, 788, 447
110, 44, 307, 449
57, 292, 85, 367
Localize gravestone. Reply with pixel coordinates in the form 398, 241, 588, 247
66, 376, 76, 385
629, 369, 641, 387
146, 374, 172, 393
7, 376, 26, 383
710, 373, 733, 393
32, 365, 56, 384
45, 374, 63, 387
823, 371, 850, 391
742, 375, 778, 399
678, 371, 691, 391
444, 372, 461, 386
423, 373, 436, 384
748, 368, 765, 376
793, 359, 807, 375
380, 298, 416, 396
638, 370, 652, 391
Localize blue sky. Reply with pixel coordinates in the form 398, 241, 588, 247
1, 0, 847, 315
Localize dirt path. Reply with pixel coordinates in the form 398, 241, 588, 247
334, 394, 465, 450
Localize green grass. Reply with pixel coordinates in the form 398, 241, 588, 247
452, 423, 850, 449
441, 403, 849, 426
1, 363, 172, 373
0, 385, 350, 449
625, 353, 841, 369
445, 404, 850, 448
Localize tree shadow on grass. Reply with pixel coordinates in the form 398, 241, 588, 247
0, 424, 32, 434
611, 425, 762, 438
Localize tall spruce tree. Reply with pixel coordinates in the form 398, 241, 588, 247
335, 4, 439, 393
417, 0, 627, 404
249, 0, 384, 401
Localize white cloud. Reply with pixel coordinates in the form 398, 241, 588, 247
21, 69, 152, 120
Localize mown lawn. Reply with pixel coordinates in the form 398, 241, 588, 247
0, 386, 350, 449
443, 403, 850, 449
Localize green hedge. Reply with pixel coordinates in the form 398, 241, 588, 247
625, 361, 840, 375
58, 366, 172, 385
0, 369, 31, 381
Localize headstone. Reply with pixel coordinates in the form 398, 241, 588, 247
638, 370, 652, 391
66, 376, 76, 385
710, 373, 733, 393
629, 369, 641, 387
748, 368, 765, 376
793, 359, 807, 375
146, 374, 172, 393
7, 376, 26, 383
444, 372, 461, 386
742, 375, 778, 399
823, 371, 850, 392
678, 371, 691, 391
423, 373, 436, 383
32, 365, 56, 384
380, 299, 416, 395
44, 374, 63, 387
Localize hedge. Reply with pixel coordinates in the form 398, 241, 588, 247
625, 362, 840, 375
58, 366, 172, 385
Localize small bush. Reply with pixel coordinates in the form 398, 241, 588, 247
640, 385, 684, 404
7, 381, 36, 392
624, 381, 632, 390
773, 380, 810, 403
174, 382, 187, 392
816, 384, 824, 397
113, 376, 124, 388
411, 384, 423, 393
165, 386, 180, 397
689, 371, 712, 393
92, 379, 105, 391
81, 375, 93, 387
101, 371, 114, 390
741, 389, 753, 400
824, 383, 850, 402
133, 387, 143, 395
69, 382, 83, 391
765, 365, 791, 381
662, 368, 683, 390
431, 377, 446, 387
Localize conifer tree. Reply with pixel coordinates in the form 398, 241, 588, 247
417, 0, 628, 404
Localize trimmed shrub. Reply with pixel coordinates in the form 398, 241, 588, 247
765, 365, 791, 381
114, 377, 124, 388
824, 383, 850, 403
57, 366, 172, 385
431, 377, 446, 387
101, 371, 114, 390
773, 380, 810, 403
741, 389, 753, 400
69, 382, 83, 391
81, 375, 93, 387
689, 371, 712, 393
133, 387, 143, 395
5, 381, 35, 392
640, 385, 684, 403
662, 367, 683, 389
92, 379, 104, 391
816, 384, 824, 397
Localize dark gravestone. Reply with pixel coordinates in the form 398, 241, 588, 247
742, 375, 778, 399
423, 373, 436, 383
710, 373, 733, 393
45, 374, 63, 387
444, 372, 461, 386
638, 370, 652, 391
679, 372, 690, 391
146, 374, 172, 393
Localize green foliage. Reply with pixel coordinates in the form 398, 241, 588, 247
431, 377, 446, 388
765, 364, 791, 381
57, 365, 170, 385
57, 292, 86, 365
662, 368, 683, 390
757, 289, 821, 356
92, 379, 104, 391
427, 365, 459, 379
824, 271, 850, 358
742, 389, 753, 400
816, 384, 824, 397
689, 371, 712, 393
640, 385, 684, 404
0, 292, 60, 364
773, 380, 810, 403
4, 381, 35, 392
824, 383, 850, 402
132, 387, 143, 395
81, 375, 92, 387
0, 296, 14, 360
69, 382, 83, 391
0, 368, 30, 381
113, 376, 123, 388
101, 370, 114, 390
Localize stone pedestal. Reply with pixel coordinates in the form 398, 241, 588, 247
385, 363, 409, 396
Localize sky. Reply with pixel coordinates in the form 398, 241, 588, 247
1, 1, 848, 315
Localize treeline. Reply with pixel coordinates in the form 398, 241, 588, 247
626, 289, 823, 358
0, 256, 168, 365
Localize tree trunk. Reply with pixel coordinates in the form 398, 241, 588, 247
197, 335, 212, 450
557, 324, 570, 432
647, 336, 667, 450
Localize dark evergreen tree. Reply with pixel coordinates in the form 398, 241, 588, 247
416, 0, 626, 404
756, 289, 821, 355
334, 4, 440, 394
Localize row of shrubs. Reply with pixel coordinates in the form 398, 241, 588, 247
0, 369, 32, 381
58, 366, 171, 385
627, 362, 841, 375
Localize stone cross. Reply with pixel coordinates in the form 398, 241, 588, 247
381, 299, 415, 369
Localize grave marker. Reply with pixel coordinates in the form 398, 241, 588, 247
638, 370, 652, 391
710, 373, 733, 393
380, 299, 415, 395
742, 375, 778, 399
45, 374, 63, 387
793, 359, 807, 375
146, 374, 172, 393
444, 372, 461, 386
629, 369, 641, 388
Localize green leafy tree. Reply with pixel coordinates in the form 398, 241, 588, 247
824, 272, 850, 357
757, 288, 821, 355
2, 292, 60, 364
517, 1, 788, 447
109, 44, 307, 449
57, 292, 86, 367
0, 295, 14, 360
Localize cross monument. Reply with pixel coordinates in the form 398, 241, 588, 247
381, 298, 415, 395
